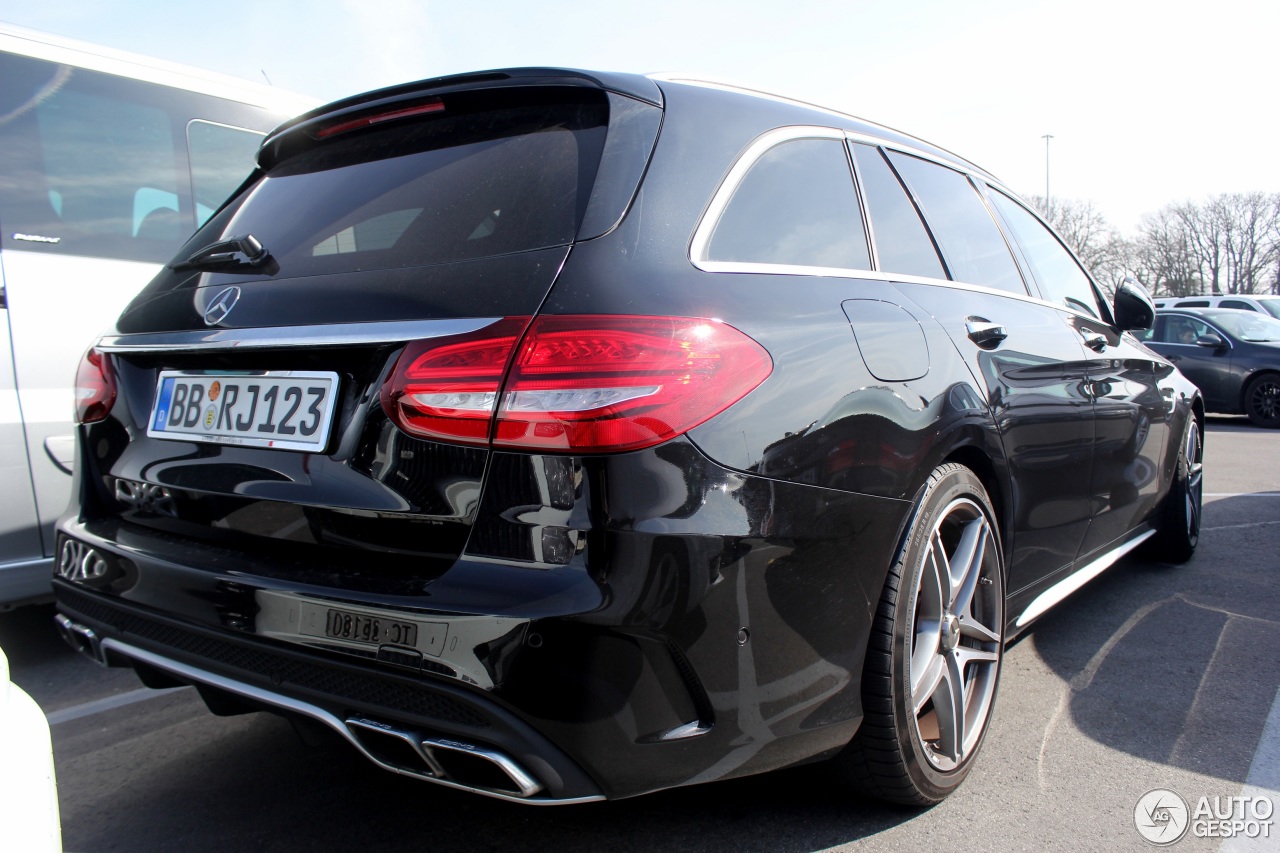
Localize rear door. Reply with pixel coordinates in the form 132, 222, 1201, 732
848, 143, 1097, 596
1142, 313, 1238, 411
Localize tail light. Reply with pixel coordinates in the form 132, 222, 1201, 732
380, 317, 530, 446
381, 315, 772, 453
74, 347, 117, 424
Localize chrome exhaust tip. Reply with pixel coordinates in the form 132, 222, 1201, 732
345, 716, 543, 799
54, 613, 107, 666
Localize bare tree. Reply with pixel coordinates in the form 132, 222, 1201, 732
1169, 193, 1280, 295
1133, 208, 1202, 297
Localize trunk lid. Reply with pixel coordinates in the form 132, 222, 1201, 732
87, 75, 661, 584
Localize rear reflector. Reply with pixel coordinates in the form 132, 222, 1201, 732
381, 315, 772, 453
74, 347, 117, 424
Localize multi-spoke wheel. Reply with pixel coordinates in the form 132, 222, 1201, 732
1245, 374, 1280, 428
833, 463, 1004, 804
1147, 415, 1203, 563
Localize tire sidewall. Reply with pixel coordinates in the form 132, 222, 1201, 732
889, 464, 1004, 801
1246, 375, 1280, 428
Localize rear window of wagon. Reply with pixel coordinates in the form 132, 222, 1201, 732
177, 88, 613, 280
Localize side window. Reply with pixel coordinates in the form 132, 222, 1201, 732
0, 52, 183, 262
987, 189, 1105, 318
887, 152, 1026, 295
188, 121, 265, 226
1174, 300, 1210, 307
1218, 299, 1254, 311
848, 143, 945, 279
1155, 315, 1212, 345
0, 52, 278, 264
707, 137, 871, 269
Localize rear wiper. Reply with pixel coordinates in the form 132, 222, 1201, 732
170, 234, 272, 273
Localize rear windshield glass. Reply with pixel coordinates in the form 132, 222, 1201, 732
181, 88, 609, 278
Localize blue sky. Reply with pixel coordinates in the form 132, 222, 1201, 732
3, 0, 1276, 234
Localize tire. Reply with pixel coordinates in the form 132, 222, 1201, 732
832, 463, 1004, 805
1147, 415, 1203, 563
1245, 374, 1280, 428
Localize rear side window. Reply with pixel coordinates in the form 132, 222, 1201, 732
987, 189, 1104, 318
849, 144, 945, 279
0, 51, 277, 263
887, 152, 1025, 295
706, 137, 871, 269
186, 89, 610, 279
1174, 300, 1210, 307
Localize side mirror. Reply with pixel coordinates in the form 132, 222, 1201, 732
1113, 276, 1155, 332
1196, 332, 1225, 348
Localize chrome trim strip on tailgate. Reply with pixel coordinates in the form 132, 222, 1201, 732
95, 318, 500, 353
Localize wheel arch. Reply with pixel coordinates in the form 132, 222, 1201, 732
943, 443, 1009, 570
1239, 368, 1280, 414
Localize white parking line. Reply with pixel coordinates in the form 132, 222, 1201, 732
1205, 493, 1280, 498
1220, 684, 1280, 852
45, 686, 189, 726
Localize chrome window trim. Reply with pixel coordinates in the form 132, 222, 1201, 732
95, 318, 498, 353
652, 75, 997, 180
688, 126, 1116, 327
845, 140, 881, 272
689, 125, 850, 270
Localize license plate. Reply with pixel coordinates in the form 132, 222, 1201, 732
147, 370, 339, 452
324, 607, 419, 647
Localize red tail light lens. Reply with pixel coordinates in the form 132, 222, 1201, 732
380, 318, 530, 445
380, 315, 773, 453
74, 347, 117, 424
496, 316, 772, 452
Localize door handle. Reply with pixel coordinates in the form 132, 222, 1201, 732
965, 320, 1007, 348
1081, 331, 1108, 352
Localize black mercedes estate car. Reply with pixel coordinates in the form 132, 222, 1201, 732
53, 69, 1204, 806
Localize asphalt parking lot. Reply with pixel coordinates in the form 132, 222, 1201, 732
2, 416, 1277, 852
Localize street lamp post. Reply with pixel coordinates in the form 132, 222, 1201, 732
1041, 133, 1054, 218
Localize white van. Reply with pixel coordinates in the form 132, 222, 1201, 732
1153, 294, 1280, 318
0, 25, 314, 607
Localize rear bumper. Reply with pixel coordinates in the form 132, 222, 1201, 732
52, 588, 600, 803
54, 442, 911, 800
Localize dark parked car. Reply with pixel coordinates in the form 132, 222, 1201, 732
1140, 307, 1280, 427
52, 69, 1203, 806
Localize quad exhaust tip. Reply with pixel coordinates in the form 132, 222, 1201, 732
54, 614, 108, 666
51, 623, 578, 802
345, 716, 543, 799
